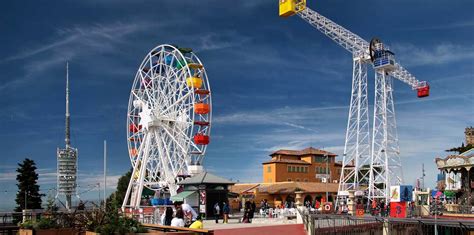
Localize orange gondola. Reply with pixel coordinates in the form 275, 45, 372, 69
194, 103, 210, 114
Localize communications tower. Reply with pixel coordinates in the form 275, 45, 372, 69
279, 1, 430, 204
56, 62, 78, 210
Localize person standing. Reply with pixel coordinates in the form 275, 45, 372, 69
164, 207, 173, 226
223, 202, 230, 224
213, 202, 220, 223
171, 209, 185, 227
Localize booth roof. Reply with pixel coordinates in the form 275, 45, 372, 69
178, 171, 235, 185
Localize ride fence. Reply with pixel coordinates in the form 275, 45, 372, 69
301, 212, 474, 235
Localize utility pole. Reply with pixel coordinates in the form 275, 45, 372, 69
104, 140, 107, 208
325, 153, 329, 202
24, 190, 27, 210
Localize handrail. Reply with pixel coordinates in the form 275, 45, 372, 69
142, 223, 213, 234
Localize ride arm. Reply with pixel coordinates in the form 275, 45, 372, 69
391, 63, 426, 90
297, 7, 369, 56
297, 7, 428, 92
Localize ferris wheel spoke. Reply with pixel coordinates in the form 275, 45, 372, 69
159, 91, 193, 116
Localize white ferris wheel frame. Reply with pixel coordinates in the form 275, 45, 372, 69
123, 44, 211, 210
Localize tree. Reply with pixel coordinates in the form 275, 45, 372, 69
106, 168, 155, 208
15, 158, 44, 212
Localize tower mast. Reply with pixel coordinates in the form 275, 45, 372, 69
65, 62, 70, 149
56, 62, 78, 211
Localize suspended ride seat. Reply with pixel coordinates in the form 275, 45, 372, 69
142, 67, 150, 73
129, 124, 142, 132
130, 148, 138, 157
194, 134, 210, 145
176, 59, 186, 69
195, 89, 210, 95
279, 0, 306, 17
194, 103, 210, 114
188, 63, 203, 69
186, 76, 203, 89
194, 121, 210, 126
417, 84, 430, 98
178, 47, 193, 54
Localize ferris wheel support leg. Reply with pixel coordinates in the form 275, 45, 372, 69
336, 57, 370, 206
122, 166, 136, 211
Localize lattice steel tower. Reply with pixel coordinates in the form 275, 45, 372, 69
56, 62, 78, 210
279, 1, 430, 205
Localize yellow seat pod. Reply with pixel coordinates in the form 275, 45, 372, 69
279, 0, 306, 17
186, 76, 203, 89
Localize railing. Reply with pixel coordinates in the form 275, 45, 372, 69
142, 223, 214, 235
300, 211, 474, 235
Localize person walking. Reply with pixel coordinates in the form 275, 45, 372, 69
223, 202, 230, 224
250, 201, 256, 223
213, 202, 220, 223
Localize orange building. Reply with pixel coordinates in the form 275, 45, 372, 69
262, 147, 342, 183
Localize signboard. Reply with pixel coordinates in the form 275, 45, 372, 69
199, 190, 206, 205
390, 202, 406, 218
390, 186, 400, 202
400, 185, 413, 202
323, 202, 333, 213
316, 174, 330, 179
199, 205, 206, 213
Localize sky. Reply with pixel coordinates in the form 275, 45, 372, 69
0, 0, 473, 210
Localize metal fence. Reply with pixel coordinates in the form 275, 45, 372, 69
302, 212, 474, 235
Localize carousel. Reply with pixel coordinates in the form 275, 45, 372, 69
435, 148, 474, 214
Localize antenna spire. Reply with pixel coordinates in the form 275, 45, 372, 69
65, 62, 70, 148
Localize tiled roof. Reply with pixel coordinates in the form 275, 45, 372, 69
262, 159, 311, 165
270, 147, 337, 157
229, 183, 260, 194
230, 182, 339, 194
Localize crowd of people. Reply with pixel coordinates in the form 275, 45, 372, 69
156, 202, 203, 229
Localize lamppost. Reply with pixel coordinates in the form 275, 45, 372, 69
325, 153, 329, 202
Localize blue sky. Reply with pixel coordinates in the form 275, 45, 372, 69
0, 0, 473, 210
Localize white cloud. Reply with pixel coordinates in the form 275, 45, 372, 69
391, 43, 474, 67
0, 21, 153, 92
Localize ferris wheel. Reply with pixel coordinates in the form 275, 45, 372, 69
122, 44, 212, 210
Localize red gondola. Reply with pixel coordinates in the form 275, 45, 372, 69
417, 84, 430, 98
194, 134, 209, 145
129, 124, 142, 133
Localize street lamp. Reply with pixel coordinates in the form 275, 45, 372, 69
325, 154, 329, 202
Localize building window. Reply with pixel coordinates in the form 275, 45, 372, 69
288, 166, 291, 172
304, 178, 308, 182
267, 166, 271, 173
296, 178, 300, 182
287, 178, 292, 182
292, 166, 296, 172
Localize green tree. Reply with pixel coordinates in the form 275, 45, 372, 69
106, 168, 155, 208
15, 158, 44, 212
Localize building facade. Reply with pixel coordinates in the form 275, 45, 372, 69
262, 147, 342, 183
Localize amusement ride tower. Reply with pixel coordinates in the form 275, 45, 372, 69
279, 1, 430, 205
